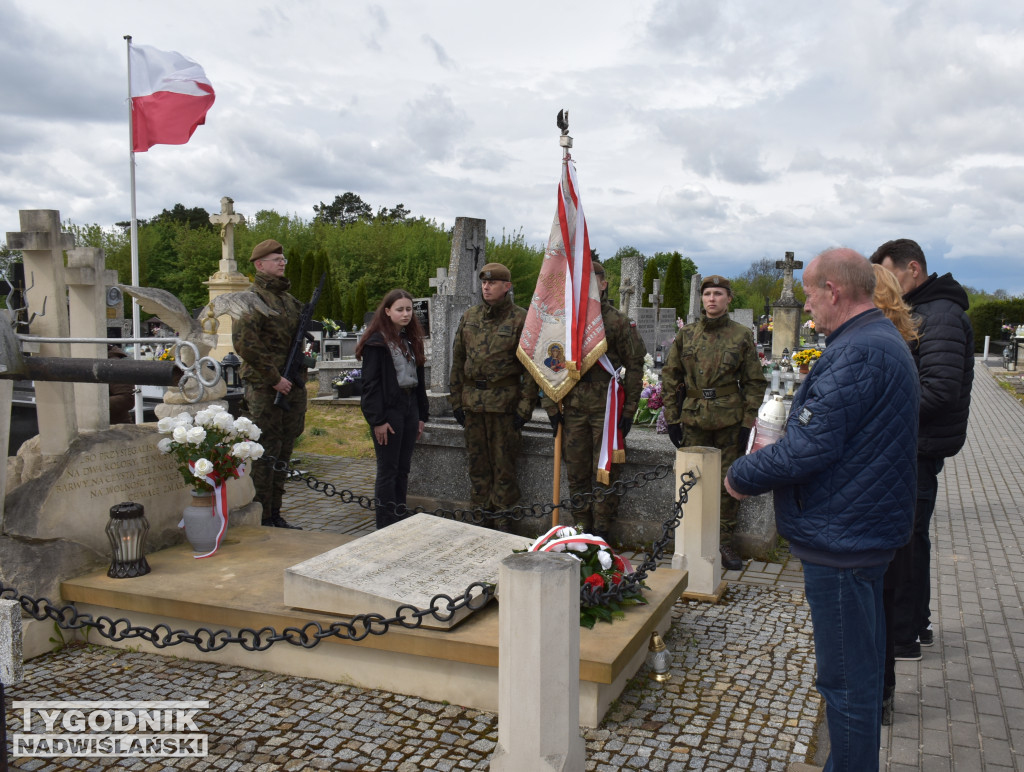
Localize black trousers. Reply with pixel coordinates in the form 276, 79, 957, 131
372, 390, 420, 529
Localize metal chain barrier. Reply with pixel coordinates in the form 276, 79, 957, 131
0, 463, 697, 652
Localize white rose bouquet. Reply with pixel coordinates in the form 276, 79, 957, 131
156, 406, 264, 494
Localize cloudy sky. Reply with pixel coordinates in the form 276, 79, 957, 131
2, 1, 1023, 295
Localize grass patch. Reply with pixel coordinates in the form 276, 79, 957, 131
293, 384, 375, 459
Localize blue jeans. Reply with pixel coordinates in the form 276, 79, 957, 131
803, 560, 887, 772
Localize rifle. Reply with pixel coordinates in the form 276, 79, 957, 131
274, 272, 327, 410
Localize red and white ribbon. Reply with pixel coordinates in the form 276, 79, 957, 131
528, 525, 635, 574
596, 355, 625, 484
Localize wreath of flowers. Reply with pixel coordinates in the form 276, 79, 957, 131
518, 525, 648, 628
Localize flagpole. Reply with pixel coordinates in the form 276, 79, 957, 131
124, 34, 144, 423
552, 403, 563, 528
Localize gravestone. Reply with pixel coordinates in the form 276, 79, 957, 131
427, 217, 485, 412
413, 298, 430, 336
283, 513, 532, 629
619, 255, 643, 321
731, 308, 756, 339
686, 273, 702, 324
771, 251, 803, 360
635, 306, 676, 363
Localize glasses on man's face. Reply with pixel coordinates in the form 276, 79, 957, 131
261, 256, 287, 264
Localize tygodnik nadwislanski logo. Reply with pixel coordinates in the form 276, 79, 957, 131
12, 700, 208, 758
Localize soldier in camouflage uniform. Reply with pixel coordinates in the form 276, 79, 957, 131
232, 239, 307, 530
661, 275, 767, 570
449, 263, 539, 527
544, 262, 646, 539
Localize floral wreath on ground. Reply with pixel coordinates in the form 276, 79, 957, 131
156, 407, 264, 494
517, 525, 648, 629
791, 349, 822, 367
332, 369, 362, 387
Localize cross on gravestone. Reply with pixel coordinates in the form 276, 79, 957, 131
619, 276, 635, 318
429, 267, 451, 295
209, 197, 245, 275
776, 251, 803, 303
619, 254, 643, 322
649, 279, 664, 357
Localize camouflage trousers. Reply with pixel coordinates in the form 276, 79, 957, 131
243, 383, 307, 522
463, 411, 521, 516
562, 409, 621, 532
678, 423, 742, 541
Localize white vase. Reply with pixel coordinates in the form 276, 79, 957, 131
181, 491, 220, 554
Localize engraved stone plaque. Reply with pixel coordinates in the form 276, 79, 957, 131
283, 513, 533, 629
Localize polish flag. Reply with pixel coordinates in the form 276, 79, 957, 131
129, 44, 215, 152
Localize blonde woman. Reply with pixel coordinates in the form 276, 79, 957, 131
873, 263, 920, 344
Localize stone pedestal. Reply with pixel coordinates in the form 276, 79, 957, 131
671, 446, 725, 601
204, 272, 252, 361
491, 552, 586, 771
735, 493, 778, 560
771, 300, 802, 360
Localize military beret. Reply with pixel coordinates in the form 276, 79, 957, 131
251, 239, 284, 263
479, 262, 511, 282
592, 261, 605, 277
700, 275, 731, 293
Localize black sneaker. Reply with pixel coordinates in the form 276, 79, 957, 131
881, 694, 894, 726
918, 626, 934, 647
720, 544, 743, 571
894, 642, 921, 661
270, 515, 302, 530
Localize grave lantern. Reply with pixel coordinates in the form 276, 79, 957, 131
220, 352, 242, 388
646, 630, 672, 682
106, 502, 151, 578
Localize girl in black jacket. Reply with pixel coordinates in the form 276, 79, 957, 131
356, 289, 429, 528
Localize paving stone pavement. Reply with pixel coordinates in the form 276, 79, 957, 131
3, 358, 1022, 770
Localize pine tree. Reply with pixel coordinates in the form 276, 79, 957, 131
642, 260, 659, 308
354, 280, 369, 328
663, 253, 687, 325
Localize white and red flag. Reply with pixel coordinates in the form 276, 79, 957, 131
518, 146, 626, 483
129, 44, 215, 152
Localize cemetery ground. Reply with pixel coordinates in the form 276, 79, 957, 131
5, 357, 1023, 770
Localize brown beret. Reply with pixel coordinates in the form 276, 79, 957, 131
251, 239, 284, 263
479, 262, 511, 282
592, 261, 605, 277
700, 275, 731, 293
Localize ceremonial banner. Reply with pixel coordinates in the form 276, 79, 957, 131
517, 155, 606, 403
129, 44, 216, 152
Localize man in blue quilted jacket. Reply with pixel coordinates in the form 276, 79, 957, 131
870, 238, 974, 662
725, 248, 919, 772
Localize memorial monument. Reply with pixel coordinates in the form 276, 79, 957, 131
770, 251, 803, 360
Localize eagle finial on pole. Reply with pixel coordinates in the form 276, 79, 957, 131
557, 108, 572, 155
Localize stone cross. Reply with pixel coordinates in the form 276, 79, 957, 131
429, 267, 451, 295
618, 276, 635, 318
775, 251, 803, 303
649, 279, 664, 353
6, 210, 76, 458
209, 197, 245, 275
428, 217, 486, 401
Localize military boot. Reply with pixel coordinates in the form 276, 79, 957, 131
268, 507, 302, 530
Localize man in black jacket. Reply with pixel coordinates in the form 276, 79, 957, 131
870, 239, 974, 661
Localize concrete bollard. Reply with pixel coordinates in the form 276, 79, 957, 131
0, 599, 23, 687
671, 446, 726, 600
490, 552, 586, 772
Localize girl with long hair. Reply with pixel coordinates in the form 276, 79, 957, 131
873, 263, 921, 344
356, 289, 429, 529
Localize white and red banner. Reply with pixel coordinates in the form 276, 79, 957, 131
517, 154, 606, 402
129, 44, 215, 152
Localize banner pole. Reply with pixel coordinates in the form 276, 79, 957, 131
552, 401, 562, 529
124, 34, 145, 423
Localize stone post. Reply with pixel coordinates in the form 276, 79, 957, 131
672, 446, 726, 601
65, 247, 120, 433
619, 255, 643, 321
6, 210, 77, 458
491, 552, 586, 772
1, 599, 23, 688
687, 273, 702, 324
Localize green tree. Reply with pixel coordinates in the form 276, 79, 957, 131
353, 279, 368, 327
344, 292, 356, 329
642, 259, 659, 308
662, 254, 687, 323
489, 228, 543, 308
313, 193, 373, 225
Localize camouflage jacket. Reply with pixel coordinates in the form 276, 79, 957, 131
543, 298, 647, 415
232, 273, 306, 388
449, 294, 539, 418
661, 314, 766, 430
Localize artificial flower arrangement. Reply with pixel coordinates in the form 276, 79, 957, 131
517, 525, 648, 629
1003, 324, 1019, 336
156, 347, 175, 362
332, 369, 362, 388
321, 318, 341, 336
791, 348, 822, 367
156, 407, 264, 494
